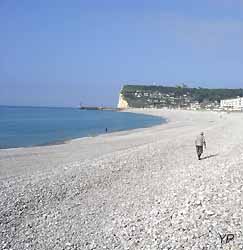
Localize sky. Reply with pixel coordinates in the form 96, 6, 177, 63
1, 0, 243, 107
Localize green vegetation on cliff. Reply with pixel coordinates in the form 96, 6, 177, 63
120, 85, 243, 109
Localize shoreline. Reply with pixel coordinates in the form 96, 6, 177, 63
1, 109, 243, 249
0, 109, 224, 174
0, 110, 164, 150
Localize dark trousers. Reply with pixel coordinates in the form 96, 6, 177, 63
196, 145, 203, 159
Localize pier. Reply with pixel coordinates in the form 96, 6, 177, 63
79, 105, 123, 111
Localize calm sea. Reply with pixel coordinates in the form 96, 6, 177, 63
0, 106, 165, 149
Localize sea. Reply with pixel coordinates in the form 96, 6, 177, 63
0, 106, 165, 149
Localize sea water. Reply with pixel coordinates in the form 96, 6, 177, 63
0, 106, 165, 149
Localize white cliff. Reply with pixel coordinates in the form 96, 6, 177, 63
117, 93, 129, 109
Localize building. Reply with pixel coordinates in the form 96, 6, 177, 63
190, 101, 200, 110
220, 97, 243, 111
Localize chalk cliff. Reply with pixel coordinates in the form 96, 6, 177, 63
117, 93, 129, 109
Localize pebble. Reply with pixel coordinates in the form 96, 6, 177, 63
1, 111, 243, 249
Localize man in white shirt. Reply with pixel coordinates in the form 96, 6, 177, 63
195, 132, 206, 160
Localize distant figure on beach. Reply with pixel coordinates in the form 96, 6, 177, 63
105, 128, 108, 133
195, 132, 206, 160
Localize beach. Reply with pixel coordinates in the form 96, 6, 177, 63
1, 109, 243, 249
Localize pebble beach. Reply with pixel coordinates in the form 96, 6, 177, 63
1, 109, 243, 250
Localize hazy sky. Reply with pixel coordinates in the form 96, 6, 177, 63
1, 0, 243, 107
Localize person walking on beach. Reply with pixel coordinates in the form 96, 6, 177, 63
195, 132, 206, 160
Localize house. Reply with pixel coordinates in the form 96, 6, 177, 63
190, 101, 200, 110
220, 97, 243, 111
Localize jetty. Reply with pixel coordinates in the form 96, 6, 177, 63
79, 105, 123, 111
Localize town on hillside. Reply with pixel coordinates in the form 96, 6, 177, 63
118, 84, 243, 112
